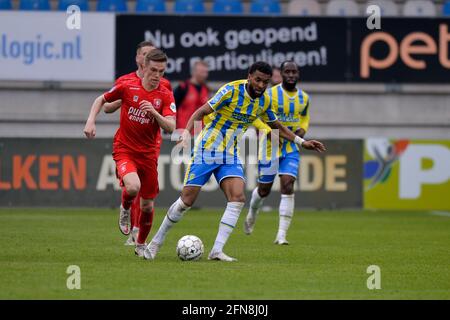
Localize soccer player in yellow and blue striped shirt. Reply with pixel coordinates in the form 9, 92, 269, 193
244, 61, 310, 245
145, 62, 325, 262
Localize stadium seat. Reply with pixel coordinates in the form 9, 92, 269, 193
287, 0, 321, 16
174, 0, 205, 13
326, 0, 359, 16
365, 0, 399, 17
250, 0, 281, 15
96, 0, 128, 12
0, 0, 12, 9
443, 1, 450, 16
212, 0, 243, 14
58, 0, 89, 11
136, 0, 165, 13
402, 0, 436, 17
19, 0, 51, 10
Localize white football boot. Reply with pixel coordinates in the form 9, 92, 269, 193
118, 204, 131, 235
143, 240, 161, 260
274, 237, 290, 245
124, 227, 139, 246
134, 243, 147, 257
244, 214, 256, 235
208, 250, 237, 262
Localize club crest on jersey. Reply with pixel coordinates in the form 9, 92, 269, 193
153, 99, 162, 109
133, 95, 139, 102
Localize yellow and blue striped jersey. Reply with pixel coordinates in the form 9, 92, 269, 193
193, 79, 277, 161
258, 84, 310, 159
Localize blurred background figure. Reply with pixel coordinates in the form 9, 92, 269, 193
174, 60, 210, 133
270, 67, 282, 86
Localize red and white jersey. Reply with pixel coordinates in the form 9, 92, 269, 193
115, 71, 173, 92
104, 81, 176, 157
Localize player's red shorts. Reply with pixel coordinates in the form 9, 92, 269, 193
114, 153, 159, 199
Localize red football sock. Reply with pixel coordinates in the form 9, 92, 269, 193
131, 195, 141, 228
137, 208, 154, 245
121, 189, 135, 210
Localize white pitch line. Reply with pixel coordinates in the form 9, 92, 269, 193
430, 211, 450, 217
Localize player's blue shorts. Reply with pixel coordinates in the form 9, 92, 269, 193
258, 151, 300, 184
184, 161, 245, 187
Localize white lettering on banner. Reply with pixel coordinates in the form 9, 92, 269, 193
143, 22, 326, 75
170, 157, 185, 191
399, 145, 450, 199
190, 48, 327, 73
144, 30, 175, 49
0, 11, 114, 81
180, 28, 220, 48
165, 57, 185, 73
96, 155, 120, 191
224, 24, 317, 50
157, 155, 171, 190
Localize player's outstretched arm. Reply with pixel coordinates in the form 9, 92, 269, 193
103, 100, 122, 114
84, 95, 106, 139
268, 120, 326, 153
182, 103, 214, 139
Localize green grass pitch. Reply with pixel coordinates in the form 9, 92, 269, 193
0, 208, 449, 299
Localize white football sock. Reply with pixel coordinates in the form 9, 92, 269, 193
277, 194, 295, 240
152, 197, 190, 245
212, 202, 245, 253
247, 187, 266, 220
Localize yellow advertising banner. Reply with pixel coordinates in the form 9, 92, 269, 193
364, 139, 450, 210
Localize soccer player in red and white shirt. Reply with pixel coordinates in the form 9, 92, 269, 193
83, 49, 176, 257
104, 41, 173, 246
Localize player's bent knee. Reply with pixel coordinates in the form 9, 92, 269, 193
125, 184, 140, 197
180, 195, 195, 208
258, 187, 271, 198
141, 202, 154, 213
229, 194, 246, 203
281, 183, 295, 195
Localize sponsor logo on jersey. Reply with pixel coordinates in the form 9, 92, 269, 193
277, 113, 299, 123
232, 112, 252, 123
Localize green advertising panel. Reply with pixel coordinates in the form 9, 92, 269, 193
364, 139, 450, 210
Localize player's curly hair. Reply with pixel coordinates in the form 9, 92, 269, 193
248, 61, 272, 76
144, 49, 168, 65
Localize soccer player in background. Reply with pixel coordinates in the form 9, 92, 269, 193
244, 61, 310, 245
104, 41, 173, 246
83, 50, 176, 257
173, 60, 210, 134
270, 67, 282, 87
144, 61, 325, 262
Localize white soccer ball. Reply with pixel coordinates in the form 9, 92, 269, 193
176, 235, 204, 261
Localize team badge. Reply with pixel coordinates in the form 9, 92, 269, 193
170, 103, 176, 113
153, 99, 162, 109
133, 95, 139, 102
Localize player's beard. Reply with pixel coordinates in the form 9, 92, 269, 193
283, 81, 297, 91
248, 84, 264, 98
